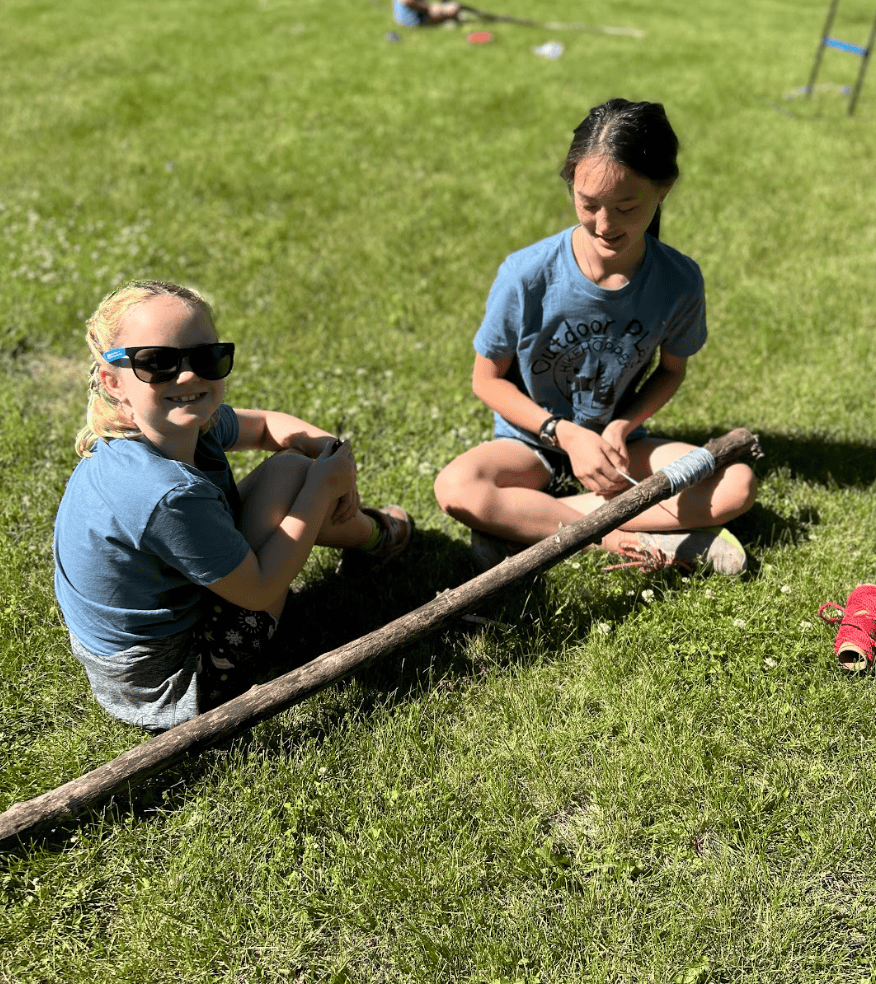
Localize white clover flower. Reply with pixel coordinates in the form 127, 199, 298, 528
733, 618, 746, 629
781, 585, 792, 594
641, 589, 654, 602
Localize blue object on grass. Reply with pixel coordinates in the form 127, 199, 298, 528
823, 35, 867, 56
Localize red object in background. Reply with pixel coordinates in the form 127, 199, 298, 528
467, 31, 494, 43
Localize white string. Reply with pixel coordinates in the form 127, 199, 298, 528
617, 447, 716, 495
660, 447, 716, 494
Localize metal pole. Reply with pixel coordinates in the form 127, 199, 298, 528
807, 0, 841, 96
848, 10, 876, 115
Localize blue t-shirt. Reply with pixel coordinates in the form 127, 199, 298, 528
473, 227, 707, 447
393, 1, 425, 25
54, 404, 251, 657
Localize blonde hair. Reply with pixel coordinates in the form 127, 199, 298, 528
75, 280, 217, 457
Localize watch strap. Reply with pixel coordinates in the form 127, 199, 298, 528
538, 414, 564, 447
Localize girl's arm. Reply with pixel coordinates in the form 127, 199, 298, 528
207, 444, 355, 611
231, 408, 336, 457
473, 353, 558, 435
472, 353, 629, 495
231, 408, 360, 525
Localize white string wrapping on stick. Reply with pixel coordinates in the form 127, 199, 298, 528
660, 447, 716, 494
617, 446, 717, 495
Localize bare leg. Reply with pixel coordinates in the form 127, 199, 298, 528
435, 439, 585, 544
558, 438, 757, 554
236, 451, 374, 615
435, 437, 756, 559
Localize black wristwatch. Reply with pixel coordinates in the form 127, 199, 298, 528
538, 414, 564, 447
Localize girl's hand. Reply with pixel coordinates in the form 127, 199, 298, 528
600, 419, 632, 473
556, 421, 629, 497
315, 439, 360, 524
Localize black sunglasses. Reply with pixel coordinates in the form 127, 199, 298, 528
102, 343, 235, 384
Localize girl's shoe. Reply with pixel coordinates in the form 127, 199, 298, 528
337, 505, 413, 575
470, 529, 525, 572
612, 527, 747, 575
818, 584, 876, 672
472, 525, 747, 576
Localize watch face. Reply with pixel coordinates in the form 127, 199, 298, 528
541, 418, 559, 445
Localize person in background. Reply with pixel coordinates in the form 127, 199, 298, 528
393, 0, 461, 27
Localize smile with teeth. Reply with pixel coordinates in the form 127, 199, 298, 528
168, 393, 206, 403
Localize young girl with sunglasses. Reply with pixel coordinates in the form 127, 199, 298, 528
54, 281, 413, 732
434, 99, 756, 573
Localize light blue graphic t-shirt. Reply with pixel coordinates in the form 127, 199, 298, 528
474, 227, 707, 446
53, 405, 252, 729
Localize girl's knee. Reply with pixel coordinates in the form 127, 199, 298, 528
434, 459, 493, 521
238, 448, 310, 497
717, 462, 757, 519
434, 461, 468, 514
237, 450, 314, 547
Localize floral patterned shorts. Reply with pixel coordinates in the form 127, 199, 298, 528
193, 599, 279, 709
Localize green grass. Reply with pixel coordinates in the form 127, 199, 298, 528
3, 0, 876, 980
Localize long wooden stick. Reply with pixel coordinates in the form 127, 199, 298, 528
458, 4, 645, 36
0, 428, 759, 850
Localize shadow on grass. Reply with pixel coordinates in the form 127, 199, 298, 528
272, 527, 482, 664
260, 526, 565, 718
675, 426, 876, 489
752, 429, 876, 488
2, 527, 561, 853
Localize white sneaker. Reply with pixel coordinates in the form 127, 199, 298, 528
615, 526, 747, 575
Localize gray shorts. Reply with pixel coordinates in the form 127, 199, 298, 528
70, 599, 279, 734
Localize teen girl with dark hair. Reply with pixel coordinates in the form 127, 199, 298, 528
434, 99, 756, 573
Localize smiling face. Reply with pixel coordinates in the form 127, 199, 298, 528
100, 294, 224, 459
572, 154, 673, 280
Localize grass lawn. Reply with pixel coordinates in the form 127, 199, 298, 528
2, 0, 876, 981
